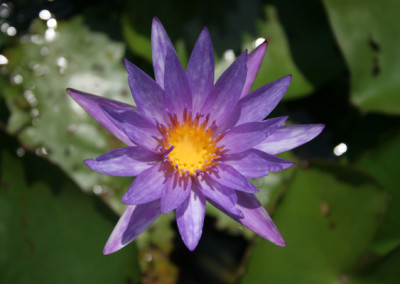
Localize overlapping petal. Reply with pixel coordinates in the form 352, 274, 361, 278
151, 17, 176, 88
240, 42, 267, 98
208, 163, 258, 193
164, 48, 192, 113
84, 147, 161, 177
103, 200, 161, 255
176, 186, 206, 251
222, 149, 295, 178
67, 88, 136, 146
124, 59, 168, 124
220, 116, 288, 154
161, 173, 192, 213
201, 51, 248, 127
198, 177, 243, 218
235, 75, 292, 125
255, 124, 325, 154
121, 163, 169, 205
187, 27, 215, 112
226, 192, 286, 246
101, 105, 159, 151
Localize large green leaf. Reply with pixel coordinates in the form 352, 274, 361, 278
240, 163, 385, 284
245, 1, 345, 99
323, 0, 400, 114
356, 132, 400, 255
2, 17, 133, 212
348, 248, 400, 284
0, 136, 140, 284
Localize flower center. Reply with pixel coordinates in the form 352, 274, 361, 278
156, 110, 225, 176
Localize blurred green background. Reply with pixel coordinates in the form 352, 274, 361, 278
1, 0, 399, 283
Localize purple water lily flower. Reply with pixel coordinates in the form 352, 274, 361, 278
67, 17, 324, 254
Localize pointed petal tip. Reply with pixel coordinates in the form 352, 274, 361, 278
185, 240, 199, 251
200, 25, 210, 35
66, 88, 76, 99
103, 247, 115, 255
308, 123, 326, 137
278, 116, 289, 125
66, 87, 80, 98
236, 49, 249, 62
152, 17, 166, 33
255, 41, 267, 52
273, 238, 286, 247
120, 195, 129, 205
83, 158, 93, 168
152, 16, 161, 24
284, 74, 292, 81
313, 124, 326, 138
121, 192, 135, 205
123, 58, 131, 69
103, 238, 124, 255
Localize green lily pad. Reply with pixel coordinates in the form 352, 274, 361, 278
323, 0, 400, 114
348, 247, 400, 284
356, 132, 400, 255
2, 17, 133, 212
244, 2, 345, 99
0, 139, 140, 284
240, 163, 385, 284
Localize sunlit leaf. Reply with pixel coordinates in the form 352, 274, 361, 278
2, 17, 132, 212
323, 0, 400, 114
240, 163, 385, 284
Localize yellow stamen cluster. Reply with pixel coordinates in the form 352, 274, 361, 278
156, 111, 225, 176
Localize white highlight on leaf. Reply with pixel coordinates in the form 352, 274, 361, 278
47, 18, 57, 29
333, 142, 348, 156
6, 26, 16, 36
39, 9, 51, 20
0, 54, 8, 65
254, 37, 265, 48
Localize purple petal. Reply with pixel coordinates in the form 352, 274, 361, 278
121, 163, 168, 205
161, 174, 192, 213
219, 116, 288, 154
201, 51, 247, 127
101, 105, 159, 151
124, 59, 168, 123
208, 163, 258, 193
103, 200, 161, 255
187, 27, 214, 112
67, 88, 136, 146
151, 17, 175, 88
236, 75, 292, 125
255, 124, 325, 154
240, 42, 267, 98
84, 146, 161, 177
164, 48, 192, 114
176, 185, 206, 251
198, 177, 243, 218
227, 191, 285, 246
222, 149, 295, 178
